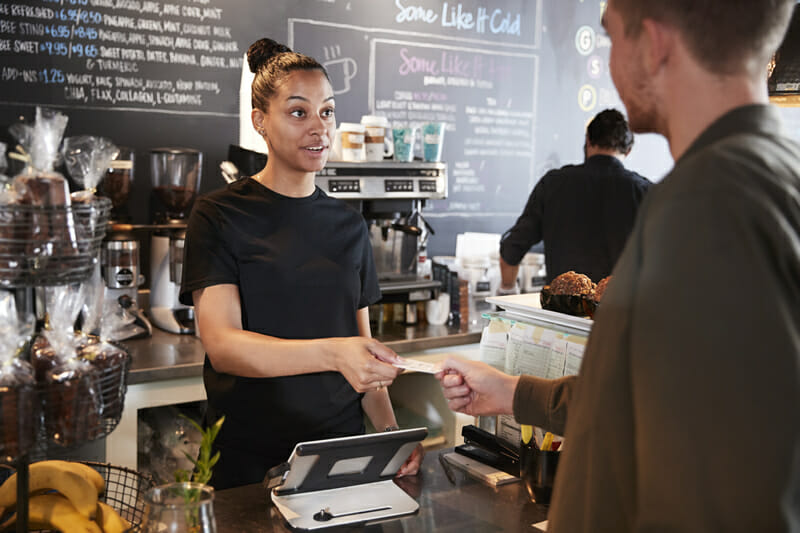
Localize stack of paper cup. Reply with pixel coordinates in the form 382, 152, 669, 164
337, 123, 366, 162
360, 115, 393, 161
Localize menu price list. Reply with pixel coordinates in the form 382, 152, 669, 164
0, 0, 242, 114
372, 40, 538, 213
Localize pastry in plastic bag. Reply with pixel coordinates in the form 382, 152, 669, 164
0, 292, 36, 459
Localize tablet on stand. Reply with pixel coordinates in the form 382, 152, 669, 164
270, 428, 428, 530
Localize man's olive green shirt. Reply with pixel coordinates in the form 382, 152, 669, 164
514, 105, 800, 532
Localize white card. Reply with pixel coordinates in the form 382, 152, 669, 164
393, 358, 442, 374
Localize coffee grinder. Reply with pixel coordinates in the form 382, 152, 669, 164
99, 146, 135, 223
101, 232, 152, 339
98, 147, 153, 340
148, 147, 202, 334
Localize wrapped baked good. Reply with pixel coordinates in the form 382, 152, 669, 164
39, 284, 102, 446
62, 136, 118, 253
62, 135, 118, 205
0, 291, 36, 460
8, 108, 78, 262
45, 357, 102, 446
30, 334, 59, 382
79, 338, 128, 421
0, 144, 24, 283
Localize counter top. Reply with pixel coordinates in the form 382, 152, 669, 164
124, 321, 484, 385
213, 450, 548, 532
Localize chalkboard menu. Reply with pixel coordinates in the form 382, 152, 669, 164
0, 0, 673, 255
1, 1, 241, 113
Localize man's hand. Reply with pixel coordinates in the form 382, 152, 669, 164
435, 357, 520, 416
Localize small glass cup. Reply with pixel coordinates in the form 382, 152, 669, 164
421, 122, 445, 162
140, 482, 217, 533
392, 127, 417, 162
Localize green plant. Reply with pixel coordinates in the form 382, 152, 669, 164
171, 415, 224, 532
174, 415, 224, 485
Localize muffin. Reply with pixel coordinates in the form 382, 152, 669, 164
548, 271, 595, 296
540, 271, 597, 316
593, 276, 612, 303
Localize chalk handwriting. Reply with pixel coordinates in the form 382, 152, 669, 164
394, 1, 521, 37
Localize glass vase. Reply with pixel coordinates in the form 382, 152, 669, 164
140, 482, 217, 533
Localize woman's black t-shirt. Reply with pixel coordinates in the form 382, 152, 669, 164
179, 178, 381, 487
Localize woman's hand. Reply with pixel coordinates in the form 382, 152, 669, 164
331, 337, 402, 392
395, 443, 424, 477
435, 357, 520, 417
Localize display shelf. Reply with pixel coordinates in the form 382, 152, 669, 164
0, 197, 142, 531
0, 198, 111, 287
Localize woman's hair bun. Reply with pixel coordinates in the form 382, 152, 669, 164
247, 38, 292, 73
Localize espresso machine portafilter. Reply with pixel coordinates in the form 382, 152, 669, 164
148, 148, 202, 334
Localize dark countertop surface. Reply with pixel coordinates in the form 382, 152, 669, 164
124, 321, 485, 385
213, 450, 548, 532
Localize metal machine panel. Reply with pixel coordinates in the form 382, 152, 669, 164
315, 161, 447, 200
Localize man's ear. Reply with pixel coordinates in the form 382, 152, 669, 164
641, 18, 674, 76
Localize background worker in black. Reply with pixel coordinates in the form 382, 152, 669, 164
498, 109, 652, 291
180, 38, 423, 489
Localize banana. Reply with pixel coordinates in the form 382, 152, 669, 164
96, 501, 130, 533
0, 461, 98, 519
56, 461, 105, 495
0, 493, 102, 532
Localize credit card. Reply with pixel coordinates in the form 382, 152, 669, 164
392, 358, 442, 374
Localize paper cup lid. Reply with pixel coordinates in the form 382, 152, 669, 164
360, 115, 388, 127
339, 122, 366, 133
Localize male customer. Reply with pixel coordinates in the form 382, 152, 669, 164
498, 108, 651, 291
438, 0, 800, 531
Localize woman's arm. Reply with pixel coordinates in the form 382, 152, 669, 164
358, 307, 399, 430
194, 285, 401, 393
357, 307, 424, 476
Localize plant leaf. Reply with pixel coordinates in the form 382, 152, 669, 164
171, 415, 225, 485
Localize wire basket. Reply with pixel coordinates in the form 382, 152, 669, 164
0, 338, 131, 462
0, 461, 155, 532
94, 461, 156, 530
32, 343, 131, 457
0, 197, 112, 288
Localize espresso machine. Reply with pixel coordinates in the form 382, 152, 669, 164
314, 161, 447, 323
148, 148, 202, 334
98, 148, 153, 340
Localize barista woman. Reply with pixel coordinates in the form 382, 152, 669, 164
180, 38, 423, 489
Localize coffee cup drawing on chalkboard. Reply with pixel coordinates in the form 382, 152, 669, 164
323, 57, 358, 94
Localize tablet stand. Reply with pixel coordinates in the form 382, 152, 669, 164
270, 428, 427, 530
